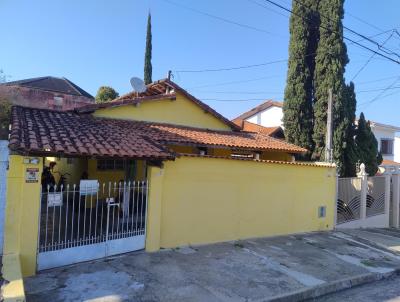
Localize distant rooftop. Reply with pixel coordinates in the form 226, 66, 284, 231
234, 100, 283, 121
3, 76, 94, 99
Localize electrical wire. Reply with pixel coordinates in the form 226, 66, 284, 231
161, 0, 281, 37
351, 31, 395, 81
291, 0, 400, 59
359, 76, 400, 108
261, 0, 400, 65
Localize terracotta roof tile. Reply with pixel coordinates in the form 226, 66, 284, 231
9, 106, 173, 160
10, 106, 307, 159
232, 119, 282, 136
381, 159, 400, 166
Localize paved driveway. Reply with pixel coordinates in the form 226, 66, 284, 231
25, 230, 400, 302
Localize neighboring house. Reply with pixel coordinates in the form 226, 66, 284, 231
3, 78, 335, 281
0, 76, 94, 110
369, 121, 400, 162
235, 100, 400, 165
233, 100, 283, 128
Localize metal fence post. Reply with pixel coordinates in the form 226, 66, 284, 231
392, 167, 400, 228
358, 163, 368, 224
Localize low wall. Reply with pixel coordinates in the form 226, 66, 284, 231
146, 156, 336, 250
1, 253, 25, 302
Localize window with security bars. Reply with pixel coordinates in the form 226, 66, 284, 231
97, 159, 125, 170
380, 139, 394, 155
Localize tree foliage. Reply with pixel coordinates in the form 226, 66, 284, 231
284, 0, 361, 175
144, 13, 153, 85
312, 0, 349, 164
341, 82, 358, 176
355, 113, 382, 176
0, 98, 12, 140
95, 86, 119, 103
283, 0, 319, 154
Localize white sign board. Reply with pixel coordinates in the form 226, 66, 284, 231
80, 180, 99, 196
47, 193, 63, 207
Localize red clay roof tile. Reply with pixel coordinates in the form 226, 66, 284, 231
10, 106, 307, 159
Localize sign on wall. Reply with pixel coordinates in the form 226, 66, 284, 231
47, 193, 63, 207
25, 168, 39, 183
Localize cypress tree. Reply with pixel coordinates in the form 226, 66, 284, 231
312, 0, 348, 163
144, 13, 152, 85
283, 0, 320, 153
341, 82, 358, 176
355, 113, 382, 176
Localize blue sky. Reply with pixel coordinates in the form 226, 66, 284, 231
1, 0, 400, 126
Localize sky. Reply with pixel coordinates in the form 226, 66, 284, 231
1, 0, 400, 126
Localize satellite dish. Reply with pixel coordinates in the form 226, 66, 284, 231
130, 77, 147, 93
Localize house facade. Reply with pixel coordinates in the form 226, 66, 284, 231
0, 76, 94, 110
2, 79, 335, 292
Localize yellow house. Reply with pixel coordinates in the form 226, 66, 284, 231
2, 79, 336, 294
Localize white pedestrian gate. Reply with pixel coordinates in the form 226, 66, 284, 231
37, 180, 148, 270
0, 141, 9, 254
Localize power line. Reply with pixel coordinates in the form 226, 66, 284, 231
357, 75, 400, 85
357, 86, 400, 93
161, 0, 282, 37
291, 0, 400, 59
351, 31, 395, 81
188, 74, 286, 89
174, 59, 287, 73
359, 76, 400, 108
346, 11, 384, 32
199, 97, 282, 102
261, 0, 400, 65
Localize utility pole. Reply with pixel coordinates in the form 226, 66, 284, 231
325, 88, 333, 163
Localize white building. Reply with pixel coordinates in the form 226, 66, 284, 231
368, 121, 400, 162
233, 100, 284, 128
234, 100, 400, 164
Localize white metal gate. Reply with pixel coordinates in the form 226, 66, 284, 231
0, 141, 9, 254
37, 180, 148, 270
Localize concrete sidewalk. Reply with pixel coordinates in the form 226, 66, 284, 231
25, 229, 400, 302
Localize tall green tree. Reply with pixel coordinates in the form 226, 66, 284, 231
312, 0, 349, 168
341, 82, 358, 176
95, 86, 119, 103
283, 0, 320, 153
355, 113, 382, 175
144, 13, 152, 85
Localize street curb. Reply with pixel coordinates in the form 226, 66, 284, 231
265, 268, 400, 302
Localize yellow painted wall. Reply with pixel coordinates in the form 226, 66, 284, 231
88, 159, 125, 184
93, 92, 232, 131
146, 157, 336, 250
261, 151, 292, 161
169, 146, 292, 162
4, 156, 43, 277
44, 157, 87, 185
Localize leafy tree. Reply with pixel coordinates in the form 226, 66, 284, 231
144, 13, 152, 85
312, 0, 349, 169
283, 0, 319, 154
0, 98, 11, 140
355, 113, 382, 176
95, 86, 119, 103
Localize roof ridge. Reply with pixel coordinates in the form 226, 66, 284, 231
233, 99, 283, 121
